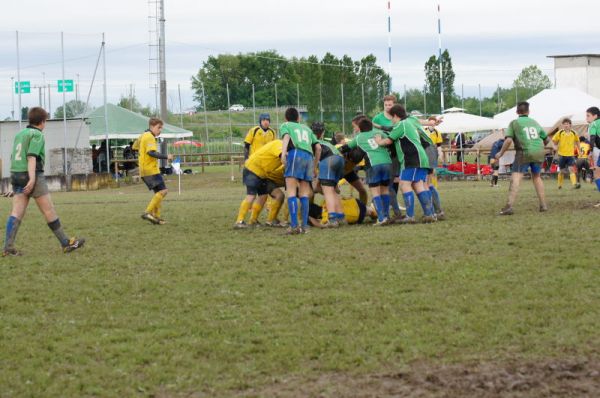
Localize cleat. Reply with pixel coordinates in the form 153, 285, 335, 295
233, 221, 248, 229
421, 215, 437, 223
142, 212, 159, 224
539, 205, 549, 213
373, 218, 390, 226
248, 221, 263, 228
298, 226, 309, 234
265, 220, 285, 228
156, 218, 167, 225
575, 184, 581, 189
558, 186, 562, 190
398, 216, 416, 224
498, 206, 514, 216
593, 202, 600, 209
63, 237, 85, 253
285, 226, 301, 235
435, 211, 446, 221
321, 220, 339, 229
2, 248, 22, 257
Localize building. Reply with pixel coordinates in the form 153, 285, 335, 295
548, 54, 600, 99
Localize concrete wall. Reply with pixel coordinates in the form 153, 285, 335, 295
0, 119, 92, 178
554, 56, 600, 99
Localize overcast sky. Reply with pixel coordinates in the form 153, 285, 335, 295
0, 0, 597, 118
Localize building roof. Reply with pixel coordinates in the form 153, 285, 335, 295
547, 54, 600, 59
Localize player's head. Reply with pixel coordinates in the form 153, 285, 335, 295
389, 104, 407, 123
351, 115, 367, 133
383, 94, 396, 113
579, 135, 587, 143
311, 122, 325, 139
149, 117, 164, 136
333, 132, 346, 145
259, 113, 270, 129
586, 106, 599, 123
516, 101, 530, 116
285, 107, 299, 122
28, 107, 49, 128
561, 118, 572, 130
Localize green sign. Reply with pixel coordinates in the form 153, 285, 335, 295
57, 79, 74, 93
14, 81, 31, 94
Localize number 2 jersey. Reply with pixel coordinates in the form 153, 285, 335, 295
279, 122, 318, 154
505, 115, 548, 163
11, 126, 45, 173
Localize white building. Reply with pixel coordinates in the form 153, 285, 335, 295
548, 54, 600, 99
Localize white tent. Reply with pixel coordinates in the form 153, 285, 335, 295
494, 88, 600, 131
436, 109, 504, 134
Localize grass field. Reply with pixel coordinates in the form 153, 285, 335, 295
1, 168, 599, 397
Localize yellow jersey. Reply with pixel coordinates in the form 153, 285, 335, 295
137, 131, 160, 177
578, 142, 591, 159
265, 164, 284, 187
244, 140, 283, 179
244, 126, 277, 156
426, 127, 444, 146
552, 130, 578, 157
322, 198, 364, 224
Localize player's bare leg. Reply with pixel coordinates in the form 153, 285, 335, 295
500, 172, 523, 215
35, 194, 85, 252
532, 173, 548, 211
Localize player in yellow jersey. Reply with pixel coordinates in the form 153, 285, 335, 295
576, 136, 592, 185
137, 118, 173, 225
244, 113, 276, 159
552, 118, 580, 189
234, 140, 284, 228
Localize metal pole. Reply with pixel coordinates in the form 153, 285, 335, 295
61, 32, 68, 177
16, 31, 22, 128
201, 83, 210, 162
48, 84, 52, 117
76, 73, 80, 103
178, 84, 183, 128
38, 86, 42, 106
274, 83, 279, 130
361, 83, 365, 114
423, 85, 427, 116
437, 2, 445, 113
478, 83, 482, 116
226, 83, 234, 181
10, 77, 15, 120
319, 82, 324, 122
387, 0, 392, 93
158, 0, 168, 121
341, 83, 345, 134
102, 33, 110, 177
403, 84, 407, 107
42, 72, 46, 108
252, 83, 256, 122
461, 83, 464, 109
515, 83, 518, 105
497, 84, 500, 114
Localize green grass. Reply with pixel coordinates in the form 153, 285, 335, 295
1, 170, 599, 397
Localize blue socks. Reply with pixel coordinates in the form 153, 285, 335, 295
429, 186, 442, 213
373, 196, 384, 222
299, 197, 310, 227
388, 185, 401, 215
4, 215, 20, 250
417, 191, 433, 216
596, 179, 600, 192
403, 192, 415, 218
288, 197, 299, 228
381, 194, 390, 219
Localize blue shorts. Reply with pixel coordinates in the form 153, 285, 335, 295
558, 156, 576, 169
284, 149, 314, 182
596, 155, 600, 168
514, 162, 542, 174
400, 168, 428, 182
366, 163, 391, 187
243, 168, 268, 196
142, 174, 167, 193
319, 155, 345, 186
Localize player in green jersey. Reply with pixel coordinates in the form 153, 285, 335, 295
586, 106, 600, 207
495, 102, 550, 215
3, 107, 85, 256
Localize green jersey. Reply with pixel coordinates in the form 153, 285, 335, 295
589, 118, 600, 137
407, 115, 434, 147
346, 130, 391, 167
505, 116, 548, 163
318, 139, 341, 160
388, 119, 429, 169
280, 122, 318, 154
10, 126, 45, 173
372, 112, 394, 128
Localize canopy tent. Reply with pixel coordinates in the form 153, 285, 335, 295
493, 88, 600, 132
86, 104, 193, 140
436, 110, 504, 134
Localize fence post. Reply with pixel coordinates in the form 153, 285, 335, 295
478, 83, 482, 116
201, 83, 210, 163
274, 83, 279, 131
341, 83, 345, 134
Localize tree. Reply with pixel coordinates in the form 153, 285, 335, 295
513, 65, 552, 99
424, 50, 456, 113
118, 95, 142, 113
53, 100, 87, 119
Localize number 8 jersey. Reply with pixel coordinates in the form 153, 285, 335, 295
505, 115, 548, 163
280, 122, 318, 154
10, 126, 45, 173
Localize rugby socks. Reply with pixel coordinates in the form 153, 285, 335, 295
236, 200, 251, 223
146, 192, 163, 215
47, 219, 69, 247
402, 191, 415, 218
417, 191, 433, 216
557, 173, 564, 188
431, 175, 439, 189
429, 186, 442, 214
267, 200, 282, 222
596, 179, 600, 192
299, 196, 310, 227
492, 175, 499, 186
388, 185, 401, 215
249, 203, 264, 223
569, 172, 577, 186
4, 216, 21, 250
372, 196, 384, 222
288, 197, 299, 228
381, 194, 390, 219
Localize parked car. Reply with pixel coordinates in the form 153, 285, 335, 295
229, 104, 245, 111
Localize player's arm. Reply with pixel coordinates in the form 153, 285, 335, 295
243, 129, 254, 160
495, 137, 513, 160
313, 143, 322, 173
23, 156, 37, 195
281, 134, 290, 166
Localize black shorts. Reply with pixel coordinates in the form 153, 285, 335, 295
265, 179, 283, 196
343, 171, 359, 184
243, 168, 267, 196
142, 174, 167, 193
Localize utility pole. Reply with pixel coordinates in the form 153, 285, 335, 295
158, 0, 167, 121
